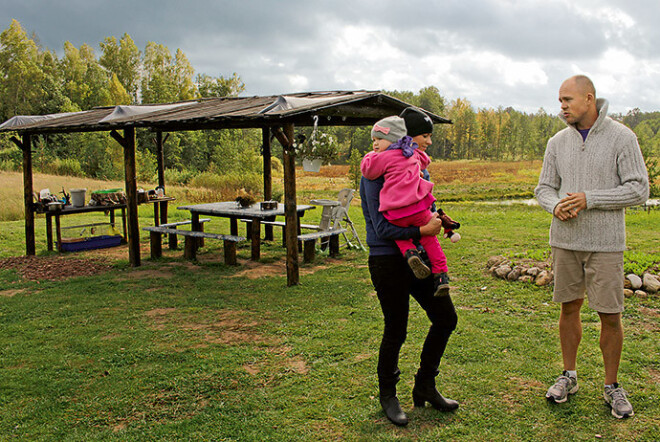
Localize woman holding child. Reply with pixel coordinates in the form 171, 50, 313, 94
360, 107, 459, 426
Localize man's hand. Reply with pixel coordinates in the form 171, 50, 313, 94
420, 212, 443, 236
554, 192, 587, 221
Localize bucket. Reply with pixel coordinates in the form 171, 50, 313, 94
70, 188, 86, 207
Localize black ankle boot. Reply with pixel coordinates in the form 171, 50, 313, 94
412, 375, 459, 411
379, 388, 409, 426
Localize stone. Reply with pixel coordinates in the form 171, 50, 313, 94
626, 274, 643, 290
487, 255, 507, 268
535, 270, 553, 286
634, 290, 647, 297
507, 267, 522, 281
526, 267, 541, 277
623, 289, 634, 298
495, 264, 512, 279
624, 279, 632, 289
519, 275, 534, 283
642, 273, 660, 293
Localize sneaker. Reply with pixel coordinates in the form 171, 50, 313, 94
546, 371, 578, 403
433, 272, 450, 297
604, 384, 634, 419
405, 249, 431, 279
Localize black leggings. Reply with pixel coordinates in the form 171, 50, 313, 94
369, 254, 458, 387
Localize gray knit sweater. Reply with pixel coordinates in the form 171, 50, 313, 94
535, 98, 649, 252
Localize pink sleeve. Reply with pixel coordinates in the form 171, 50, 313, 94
416, 150, 430, 169
361, 152, 390, 180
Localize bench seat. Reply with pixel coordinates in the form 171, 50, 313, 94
143, 225, 245, 265
297, 228, 348, 263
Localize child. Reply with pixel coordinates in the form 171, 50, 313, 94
360, 115, 450, 296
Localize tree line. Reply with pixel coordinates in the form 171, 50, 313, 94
0, 19, 657, 195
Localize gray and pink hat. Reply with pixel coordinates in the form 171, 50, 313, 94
371, 116, 407, 142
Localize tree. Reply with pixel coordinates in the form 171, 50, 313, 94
196, 72, 245, 98
106, 73, 131, 105
0, 19, 44, 120
60, 41, 109, 110
99, 33, 141, 103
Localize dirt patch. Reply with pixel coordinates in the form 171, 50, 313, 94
0, 288, 25, 297
145, 307, 274, 346
230, 257, 342, 279
128, 269, 175, 280
0, 255, 114, 281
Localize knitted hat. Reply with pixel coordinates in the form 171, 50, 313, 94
371, 116, 407, 142
400, 107, 434, 137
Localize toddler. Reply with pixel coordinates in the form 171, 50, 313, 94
361, 115, 450, 296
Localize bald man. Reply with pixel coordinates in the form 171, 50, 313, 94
535, 75, 649, 419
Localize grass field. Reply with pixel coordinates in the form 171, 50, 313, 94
1, 164, 659, 441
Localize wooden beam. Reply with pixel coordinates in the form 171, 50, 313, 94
262, 127, 272, 200
21, 134, 35, 256
272, 127, 289, 147
120, 127, 141, 267
281, 123, 299, 286
262, 127, 274, 241
154, 131, 168, 225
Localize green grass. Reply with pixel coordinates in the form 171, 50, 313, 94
1, 202, 659, 440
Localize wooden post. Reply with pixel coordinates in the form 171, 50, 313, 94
111, 128, 141, 267
281, 123, 299, 286
262, 127, 274, 241
12, 135, 35, 256
155, 131, 169, 225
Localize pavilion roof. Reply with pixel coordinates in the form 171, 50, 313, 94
0, 90, 451, 135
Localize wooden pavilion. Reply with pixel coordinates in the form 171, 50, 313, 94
0, 90, 451, 285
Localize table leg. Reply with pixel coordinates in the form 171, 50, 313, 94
230, 218, 238, 236
251, 219, 261, 261
153, 201, 160, 226
55, 214, 62, 252
46, 214, 53, 251
159, 201, 168, 225
121, 208, 127, 243
191, 213, 201, 250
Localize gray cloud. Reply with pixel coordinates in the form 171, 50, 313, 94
2, 0, 659, 113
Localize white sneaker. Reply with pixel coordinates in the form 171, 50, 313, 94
604, 384, 634, 419
546, 371, 578, 403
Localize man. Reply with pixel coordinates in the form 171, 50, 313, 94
535, 75, 649, 419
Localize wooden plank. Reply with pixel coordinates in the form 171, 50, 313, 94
142, 226, 245, 242
297, 229, 347, 241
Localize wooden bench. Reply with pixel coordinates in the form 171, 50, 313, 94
159, 218, 211, 249
143, 225, 245, 265
297, 228, 348, 263
240, 219, 321, 244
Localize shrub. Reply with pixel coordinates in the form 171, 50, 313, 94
189, 171, 262, 200
40, 158, 84, 177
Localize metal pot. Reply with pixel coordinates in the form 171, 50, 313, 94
48, 202, 63, 211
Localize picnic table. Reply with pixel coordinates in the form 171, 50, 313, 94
35, 197, 175, 252
177, 201, 314, 261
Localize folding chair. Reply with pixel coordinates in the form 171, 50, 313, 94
311, 188, 365, 251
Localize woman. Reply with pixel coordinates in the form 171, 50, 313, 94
361, 106, 459, 426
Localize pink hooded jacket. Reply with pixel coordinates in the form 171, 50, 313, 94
361, 148, 435, 219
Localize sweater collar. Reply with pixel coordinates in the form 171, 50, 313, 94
560, 98, 609, 133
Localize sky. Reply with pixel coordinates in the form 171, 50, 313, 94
3, 0, 660, 115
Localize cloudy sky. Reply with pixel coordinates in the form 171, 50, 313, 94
4, 0, 659, 114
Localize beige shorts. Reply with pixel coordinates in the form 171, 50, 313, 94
552, 247, 624, 313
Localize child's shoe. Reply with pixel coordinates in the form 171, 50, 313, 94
404, 249, 431, 279
433, 272, 450, 297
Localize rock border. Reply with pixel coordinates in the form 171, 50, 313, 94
487, 255, 660, 297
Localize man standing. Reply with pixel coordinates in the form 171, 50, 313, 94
535, 75, 649, 419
